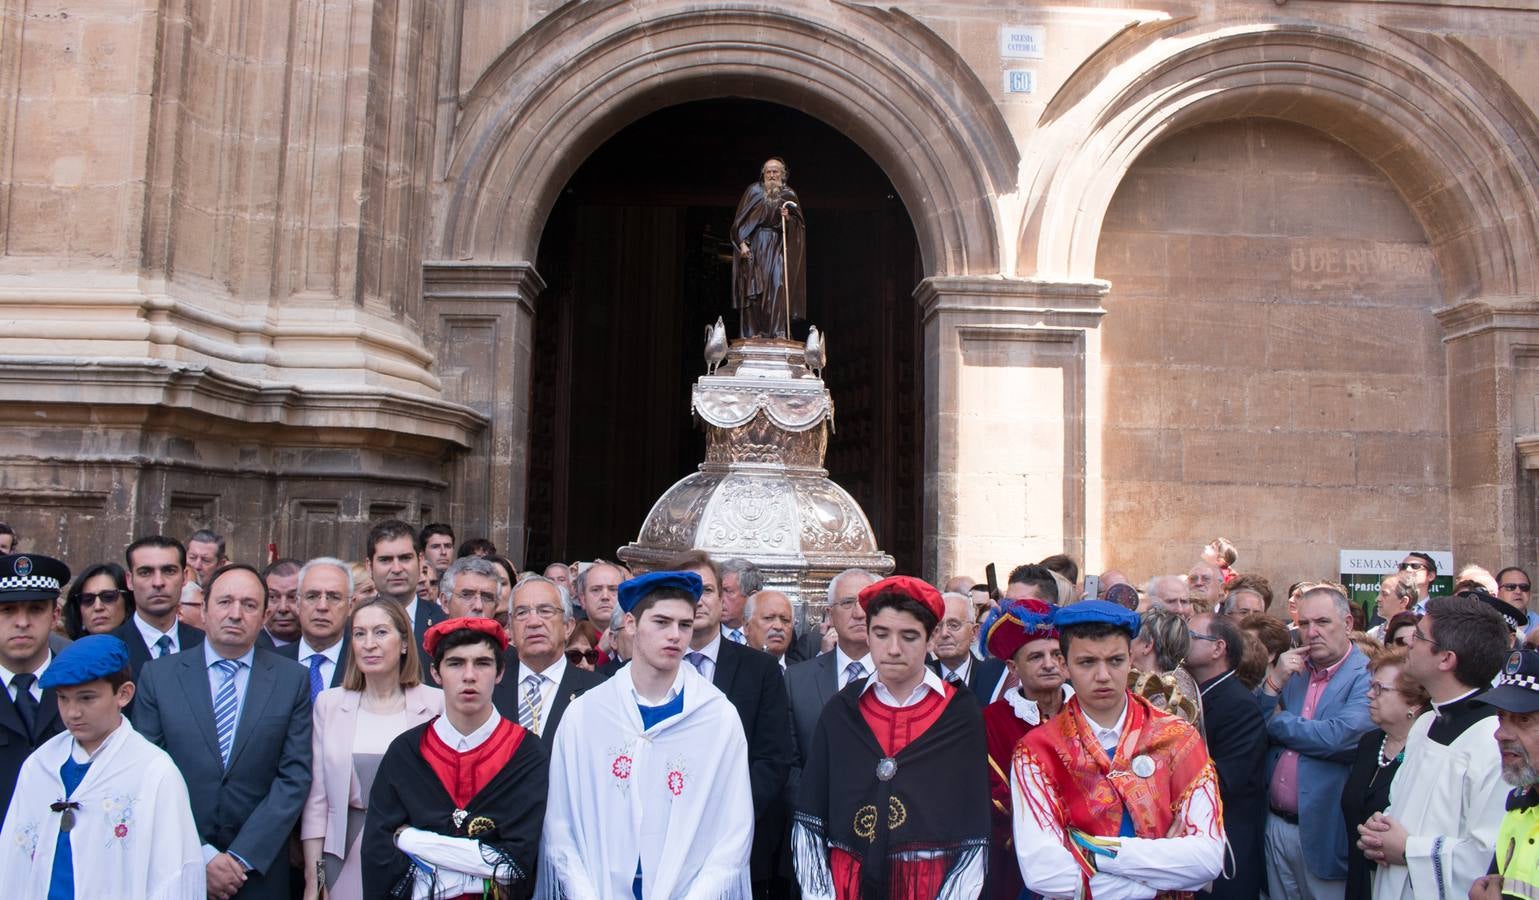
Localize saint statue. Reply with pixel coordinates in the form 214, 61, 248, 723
731, 157, 806, 339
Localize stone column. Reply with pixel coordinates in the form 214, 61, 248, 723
422, 261, 545, 560
1437, 299, 1539, 570
916, 276, 1108, 584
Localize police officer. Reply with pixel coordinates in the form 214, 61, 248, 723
1472, 649, 1539, 900
0, 553, 71, 825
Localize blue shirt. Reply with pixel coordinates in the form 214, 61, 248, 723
47, 756, 91, 900
637, 689, 685, 731
202, 642, 256, 730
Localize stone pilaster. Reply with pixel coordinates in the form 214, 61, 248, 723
915, 276, 1108, 584
1437, 298, 1539, 571
422, 261, 544, 560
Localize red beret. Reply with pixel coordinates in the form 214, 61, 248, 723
857, 575, 945, 623
984, 598, 1058, 662
423, 616, 509, 657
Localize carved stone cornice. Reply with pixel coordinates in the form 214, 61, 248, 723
1434, 297, 1539, 342
0, 357, 486, 449
914, 276, 1109, 327
422, 261, 546, 315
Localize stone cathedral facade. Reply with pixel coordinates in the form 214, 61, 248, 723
3, 0, 1538, 588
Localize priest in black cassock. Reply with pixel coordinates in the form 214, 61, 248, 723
731, 157, 806, 339
362, 616, 547, 900
792, 575, 989, 900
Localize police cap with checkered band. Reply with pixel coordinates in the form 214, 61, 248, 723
1479, 650, 1539, 715
0, 553, 71, 604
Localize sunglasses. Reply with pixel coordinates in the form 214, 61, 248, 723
80, 590, 124, 607
1504, 583, 1533, 593
566, 649, 599, 666
1398, 562, 1429, 572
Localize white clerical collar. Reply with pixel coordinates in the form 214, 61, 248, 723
434, 709, 500, 752
134, 612, 176, 649
694, 632, 723, 665
628, 664, 687, 708
0, 652, 49, 693
860, 666, 948, 708
1432, 686, 1482, 713
835, 645, 872, 678
1083, 697, 1130, 752
519, 653, 567, 686
299, 637, 343, 665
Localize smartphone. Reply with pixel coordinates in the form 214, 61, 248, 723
985, 563, 1000, 602
1083, 574, 1101, 602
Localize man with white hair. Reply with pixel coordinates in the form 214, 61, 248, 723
1147, 574, 1191, 617
743, 589, 794, 666
785, 569, 878, 794
274, 557, 354, 698
928, 591, 1008, 704
492, 575, 605, 739
1187, 562, 1225, 616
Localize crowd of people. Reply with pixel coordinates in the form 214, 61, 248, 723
1, 519, 1538, 900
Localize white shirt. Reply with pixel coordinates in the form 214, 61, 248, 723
432, 708, 500, 752
404, 598, 420, 627
517, 655, 568, 734
134, 612, 180, 657
687, 633, 723, 682
297, 637, 344, 688
859, 667, 948, 708
721, 623, 747, 644
0, 653, 49, 704
937, 654, 973, 684
1086, 699, 1130, 753
834, 646, 873, 690
262, 628, 293, 649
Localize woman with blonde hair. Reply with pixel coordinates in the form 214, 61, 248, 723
348, 561, 377, 610
1130, 608, 1205, 734
302, 598, 443, 899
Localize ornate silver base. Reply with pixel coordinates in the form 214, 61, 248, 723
619, 338, 893, 627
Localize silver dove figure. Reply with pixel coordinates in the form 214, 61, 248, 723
804, 325, 826, 377
704, 315, 728, 374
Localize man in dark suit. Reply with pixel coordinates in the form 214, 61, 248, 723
670, 550, 793, 896
135, 563, 312, 900
366, 520, 447, 683
0, 553, 72, 825
113, 535, 204, 677
786, 567, 878, 789
927, 590, 1008, 705
256, 558, 303, 650
273, 557, 352, 699
1188, 611, 1267, 899
494, 575, 605, 740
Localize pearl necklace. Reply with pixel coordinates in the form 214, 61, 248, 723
1377, 733, 1405, 768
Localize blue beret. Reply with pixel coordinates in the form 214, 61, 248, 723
618, 570, 703, 614
40, 634, 131, 689
1050, 600, 1142, 638
0, 553, 71, 603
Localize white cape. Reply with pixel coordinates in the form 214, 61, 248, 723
536, 661, 753, 900
0, 718, 204, 899
1374, 710, 1507, 900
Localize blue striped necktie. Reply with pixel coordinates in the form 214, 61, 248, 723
307, 655, 325, 701
212, 659, 241, 767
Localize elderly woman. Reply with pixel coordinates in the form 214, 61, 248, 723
565, 620, 601, 671
302, 596, 443, 900
1341, 648, 1430, 899
1130, 608, 1204, 734
61, 562, 134, 639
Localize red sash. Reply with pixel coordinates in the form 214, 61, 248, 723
1016, 693, 1215, 895
419, 717, 527, 809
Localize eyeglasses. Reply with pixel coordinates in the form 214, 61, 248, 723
1409, 627, 1442, 650
565, 649, 599, 665
80, 590, 124, 607
828, 598, 859, 611
1390, 633, 1413, 647
511, 605, 562, 621
451, 589, 498, 606
1505, 583, 1533, 593
1398, 562, 1429, 572
1366, 680, 1406, 698
300, 590, 345, 606
1189, 631, 1220, 643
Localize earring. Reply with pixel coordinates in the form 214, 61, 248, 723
1407, 711, 1415, 719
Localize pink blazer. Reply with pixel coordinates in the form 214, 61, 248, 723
301, 683, 443, 856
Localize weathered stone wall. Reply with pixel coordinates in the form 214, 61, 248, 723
1097, 119, 1449, 586
2, 0, 1537, 583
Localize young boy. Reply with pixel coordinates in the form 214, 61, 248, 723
538, 570, 754, 899
363, 616, 547, 898
1012, 600, 1225, 898
792, 575, 990, 900
0, 634, 203, 897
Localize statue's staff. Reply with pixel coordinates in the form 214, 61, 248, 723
781, 201, 798, 337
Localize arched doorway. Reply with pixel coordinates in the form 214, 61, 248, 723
524, 99, 924, 571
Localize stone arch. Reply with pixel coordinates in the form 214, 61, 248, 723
435, 0, 1019, 278
1019, 22, 1539, 303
